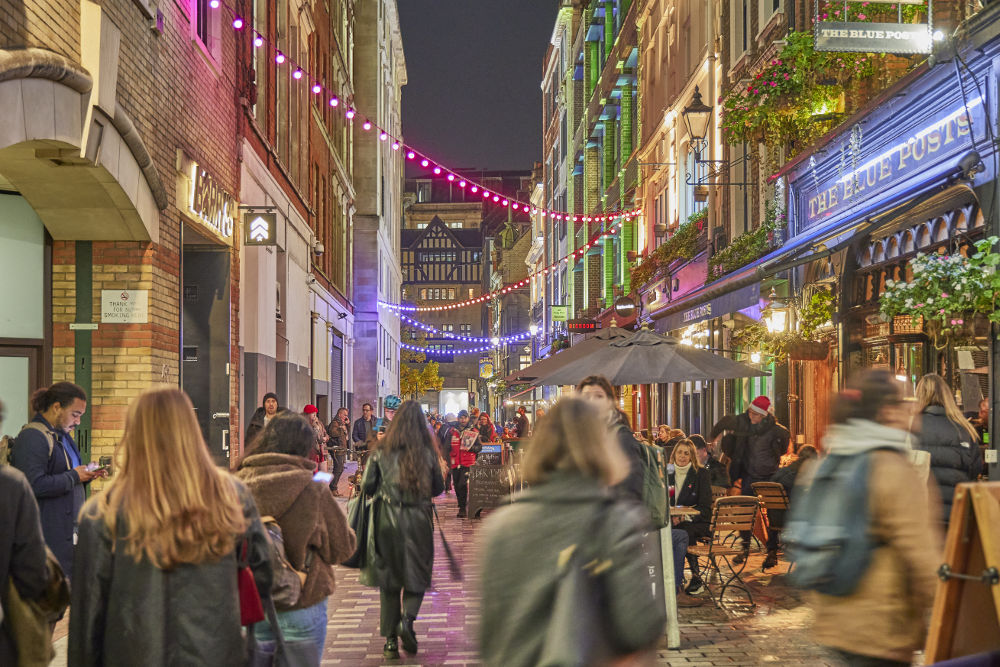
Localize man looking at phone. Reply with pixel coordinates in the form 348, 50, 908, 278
326, 407, 350, 496
12, 382, 105, 580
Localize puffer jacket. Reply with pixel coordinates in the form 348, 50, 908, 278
236, 453, 355, 609
810, 419, 942, 663
479, 473, 664, 667
915, 405, 982, 523
68, 478, 273, 667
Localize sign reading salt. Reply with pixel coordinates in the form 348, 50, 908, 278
101, 290, 149, 324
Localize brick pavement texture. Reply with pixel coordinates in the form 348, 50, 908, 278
322, 462, 851, 667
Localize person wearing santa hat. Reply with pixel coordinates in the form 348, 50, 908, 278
709, 395, 789, 566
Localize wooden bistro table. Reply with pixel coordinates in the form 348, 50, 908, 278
670, 506, 700, 519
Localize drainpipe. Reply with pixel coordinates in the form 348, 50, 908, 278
706, 5, 721, 427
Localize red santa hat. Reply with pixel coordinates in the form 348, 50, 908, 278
749, 396, 771, 416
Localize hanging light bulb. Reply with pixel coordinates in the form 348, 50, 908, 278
311, 83, 321, 94
275, 52, 286, 64
362, 121, 372, 131
391, 141, 400, 150
407, 151, 416, 160
253, 34, 263, 47
345, 109, 355, 119
328, 96, 339, 107
420, 159, 430, 167
458, 180, 466, 188
292, 68, 303, 80
379, 131, 388, 141
433, 166, 442, 174
209, 0, 219, 7
232, 17, 244, 29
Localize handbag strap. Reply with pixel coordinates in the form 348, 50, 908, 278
431, 503, 463, 581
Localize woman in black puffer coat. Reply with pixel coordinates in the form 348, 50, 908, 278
914, 374, 982, 524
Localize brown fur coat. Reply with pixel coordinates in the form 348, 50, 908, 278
237, 453, 356, 609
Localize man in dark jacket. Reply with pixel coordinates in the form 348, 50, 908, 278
691, 434, 730, 488
12, 382, 102, 580
326, 407, 350, 495
353, 402, 377, 448
245, 392, 284, 448
709, 396, 789, 560
514, 406, 530, 438
1, 396, 52, 664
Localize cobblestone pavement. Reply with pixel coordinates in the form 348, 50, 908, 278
322, 462, 842, 666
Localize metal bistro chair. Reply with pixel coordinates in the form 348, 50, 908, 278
687, 496, 760, 606
752, 481, 791, 568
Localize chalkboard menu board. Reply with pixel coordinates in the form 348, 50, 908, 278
468, 464, 511, 517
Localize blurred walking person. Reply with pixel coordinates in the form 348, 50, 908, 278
68, 387, 272, 666
237, 412, 357, 664
804, 371, 941, 666
12, 381, 103, 580
479, 398, 665, 666
913, 373, 982, 524
359, 400, 444, 658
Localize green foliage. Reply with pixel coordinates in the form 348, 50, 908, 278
730, 321, 801, 364
721, 31, 889, 149
799, 290, 835, 341
400, 328, 445, 398
630, 209, 706, 289
880, 237, 1000, 345
817, 0, 927, 23
707, 202, 786, 282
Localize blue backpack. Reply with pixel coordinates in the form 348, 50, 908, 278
783, 451, 886, 596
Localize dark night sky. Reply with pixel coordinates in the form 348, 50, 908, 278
397, 2, 561, 173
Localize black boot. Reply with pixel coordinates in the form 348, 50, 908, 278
762, 550, 779, 570
732, 549, 750, 565
456, 507, 467, 518
398, 615, 418, 654
383, 637, 400, 659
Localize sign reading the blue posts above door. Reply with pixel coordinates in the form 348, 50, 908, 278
244, 212, 277, 246
814, 1, 933, 55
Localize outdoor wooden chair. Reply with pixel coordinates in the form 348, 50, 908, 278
711, 485, 728, 505
687, 495, 760, 606
753, 481, 792, 567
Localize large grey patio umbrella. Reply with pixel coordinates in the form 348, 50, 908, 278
533, 329, 768, 387
505, 326, 633, 385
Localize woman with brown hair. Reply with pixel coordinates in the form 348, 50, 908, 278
913, 373, 982, 524
479, 397, 665, 666
69, 386, 272, 666
669, 438, 713, 593
576, 375, 645, 503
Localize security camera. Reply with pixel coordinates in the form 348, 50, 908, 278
313, 242, 325, 257
307, 275, 317, 285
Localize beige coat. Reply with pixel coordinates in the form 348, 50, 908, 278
810, 450, 942, 663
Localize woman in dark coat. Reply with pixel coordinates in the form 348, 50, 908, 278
914, 373, 982, 524
668, 439, 713, 594
479, 398, 665, 667
360, 400, 445, 658
68, 387, 272, 667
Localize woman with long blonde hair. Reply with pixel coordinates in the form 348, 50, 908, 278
913, 373, 982, 524
479, 397, 665, 666
69, 386, 271, 666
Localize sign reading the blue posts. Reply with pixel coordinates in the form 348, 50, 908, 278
244, 212, 277, 246
814, 1, 932, 55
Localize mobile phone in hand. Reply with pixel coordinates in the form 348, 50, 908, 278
313, 471, 333, 484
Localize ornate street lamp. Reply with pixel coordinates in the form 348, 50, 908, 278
682, 86, 713, 158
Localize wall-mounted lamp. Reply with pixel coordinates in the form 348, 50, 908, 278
762, 287, 789, 334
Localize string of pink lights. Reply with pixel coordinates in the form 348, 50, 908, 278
380, 217, 630, 312
215, 0, 641, 221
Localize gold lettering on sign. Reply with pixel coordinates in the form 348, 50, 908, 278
188, 163, 236, 239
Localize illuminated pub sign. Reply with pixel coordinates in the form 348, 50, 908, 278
815, 2, 932, 55
566, 318, 599, 333
184, 160, 237, 245
798, 96, 986, 231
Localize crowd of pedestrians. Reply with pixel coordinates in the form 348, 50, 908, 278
0, 365, 989, 665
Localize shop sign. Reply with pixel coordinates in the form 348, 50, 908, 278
550, 305, 569, 321
567, 318, 598, 332
244, 212, 277, 246
683, 303, 711, 323
187, 163, 236, 243
614, 296, 637, 319
799, 97, 986, 230
101, 290, 149, 324
479, 358, 494, 379
815, 22, 932, 55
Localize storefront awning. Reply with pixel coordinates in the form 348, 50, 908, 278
649, 179, 970, 325
655, 282, 760, 334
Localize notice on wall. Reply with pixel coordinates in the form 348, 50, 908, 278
101, 290, 149, 324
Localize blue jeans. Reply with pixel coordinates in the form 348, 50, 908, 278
254, 598, 327, 663
671, 529, 689, 592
